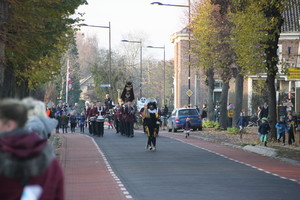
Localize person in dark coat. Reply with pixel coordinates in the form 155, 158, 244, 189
182, 118, 192, 138
69, 111, 77, 133
0, 99, 64, 200
258, 117, 270, 146
60, 112, 69, 133
286, 114, 297, 145
142, 101, 160, 151
79, 112, 86, 133
236, 112, 248, 139
124, 102, 135, 137
260, 102, 269, 118
201, 104, 207, 120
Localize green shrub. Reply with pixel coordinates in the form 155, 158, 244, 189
203, 120, 219, 128
227, 127, 240, 134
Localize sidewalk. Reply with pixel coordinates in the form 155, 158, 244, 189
56, 133, 133, 200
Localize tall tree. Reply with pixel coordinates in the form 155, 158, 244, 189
191, 0, 219, 121
0, 0, 87, 98
230, 0, 289, 138
211, 0, 235, 129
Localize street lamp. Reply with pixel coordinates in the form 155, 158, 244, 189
151, 1, 191, 105
79, 23, 112, 91
121, 39, 143, 98
146, 45, 166, 105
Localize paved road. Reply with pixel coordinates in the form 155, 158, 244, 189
92, 128, 300, 200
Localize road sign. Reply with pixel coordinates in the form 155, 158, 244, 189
100, 84, 111, 87
186, 89, 193, 97
287, 68, 300, 79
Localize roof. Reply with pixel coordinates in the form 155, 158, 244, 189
79, 75, 92, 86
282, 0, 300, 33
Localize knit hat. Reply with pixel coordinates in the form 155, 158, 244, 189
262, 117, 268, 122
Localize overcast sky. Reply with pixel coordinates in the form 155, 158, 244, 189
75, 0, 189, 60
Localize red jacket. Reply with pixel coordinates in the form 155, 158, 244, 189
0, 130, 64, 200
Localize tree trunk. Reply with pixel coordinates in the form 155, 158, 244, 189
219, 81, 229, 129
266, 75, 277, 139
233, 72, 244, 128
0, 65, 16, 98
263, 2, 284, 139
206, 68, 215, 121
0, 0, 8, 91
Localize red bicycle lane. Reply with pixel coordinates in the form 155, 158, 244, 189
161, 132, 300, 184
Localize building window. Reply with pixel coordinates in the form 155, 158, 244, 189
288, 47, 291, 56
214, 81, 223, 89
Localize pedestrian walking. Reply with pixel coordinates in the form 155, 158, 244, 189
96, 101, 104, 137
114, 104, 122, 134
60, 112, 69, 133
182, 118, 192, 138
261, 102, 269, 118
79, 112, 86, 133
286, 114, 297, 145
236, 111, 248, 139
275, 116, 289, 145
258, 117, 270, 146
162, 105, 169, 130
142, 101, 160, 151
0, 99, 64, 200
69, 111, 77, 133
201, 104, 207, 121
125, 101, 135, 137
55, 111, 61, 133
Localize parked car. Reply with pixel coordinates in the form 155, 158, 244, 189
167, 108, 202, 132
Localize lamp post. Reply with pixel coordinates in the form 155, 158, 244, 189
121, 39, 143, 98
146, 45, 166, 105
151, 1, 191, 105
79, 23, 112, 91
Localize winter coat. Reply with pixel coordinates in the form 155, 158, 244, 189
69, 115, 77, 124
258, 122, 270, 135
79, 115, 86, 126
25, 116, 58, 139
236, 116, 248, 127
60, 115, 69, 126
182, 121, 192, 131
0, 129, 64, 200
275, 121, 289, 134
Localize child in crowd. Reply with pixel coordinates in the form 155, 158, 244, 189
60, 112, 69, 133
236, 111, 248, 139
258, 117, 270, 146
275, 116, 289, 145
55, 111, 61, 133
182, 118, 192, 138
286, 114, 297, 145
79, 112, 86, 133
69, 111, 77, 133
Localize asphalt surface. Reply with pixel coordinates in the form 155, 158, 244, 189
92, 128, 300, 200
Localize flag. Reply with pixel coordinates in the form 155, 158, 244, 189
67, 60, 72, 91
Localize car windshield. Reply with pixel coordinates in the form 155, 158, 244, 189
178, 109, 198, 116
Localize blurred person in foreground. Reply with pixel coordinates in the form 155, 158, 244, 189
22, 97, 58, 139
0, 99, 64, 200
